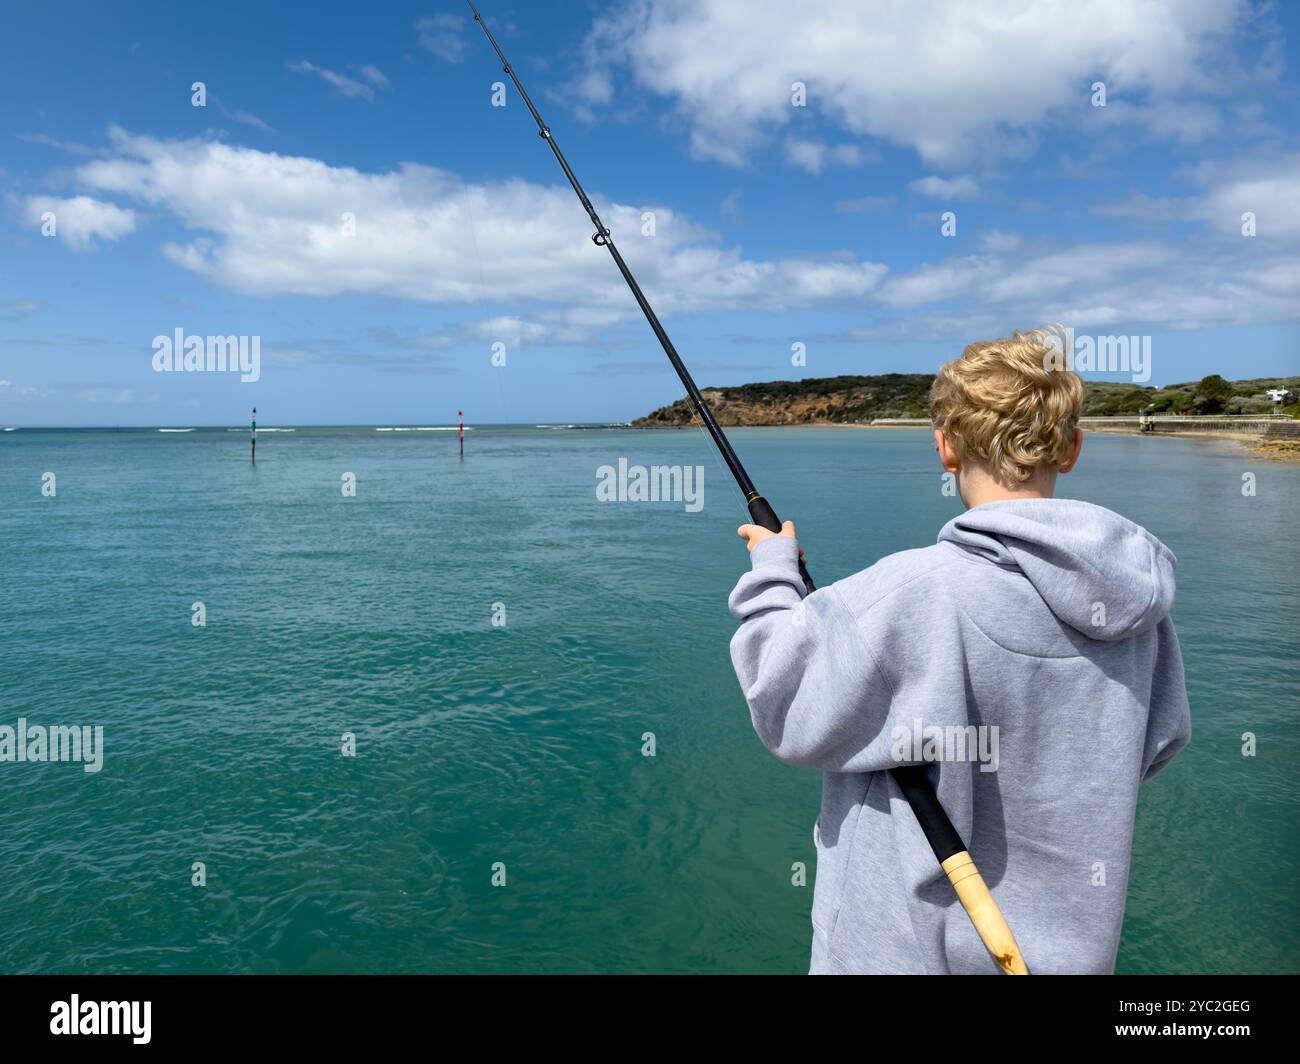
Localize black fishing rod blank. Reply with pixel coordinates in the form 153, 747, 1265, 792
466, 1, 1028, 975
463, 1, 809, 590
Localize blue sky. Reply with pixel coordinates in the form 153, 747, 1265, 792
1, 0, 1297, 426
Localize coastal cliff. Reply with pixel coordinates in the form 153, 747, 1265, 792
634, 374, 934, 426
634, 373, 1300, 426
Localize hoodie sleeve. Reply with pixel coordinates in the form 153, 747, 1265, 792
1140, 615, 1192, 782
727, 536, 892, 770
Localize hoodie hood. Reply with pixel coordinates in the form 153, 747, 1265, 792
938, 499, 1177, 641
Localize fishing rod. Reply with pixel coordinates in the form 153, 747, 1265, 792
466, 1, 1028, 976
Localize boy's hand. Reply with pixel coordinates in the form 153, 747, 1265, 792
737, 519, 803, 562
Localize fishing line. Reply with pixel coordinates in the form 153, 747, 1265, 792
678, 379, 750, 514
462, 174, 514, 429
467, 0, 1029, 975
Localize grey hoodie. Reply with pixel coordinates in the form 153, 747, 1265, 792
728, 499, 1191, 974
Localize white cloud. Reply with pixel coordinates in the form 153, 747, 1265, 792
886, 152, 1300, 332
466, 316, 548, 345
22, 194, 136, 250
978, 229, 1022, 253
0, 381, 55, 401
70, 129, 886, 324
783, 138, 863, 175
1090, 97, 1224, 144
77, 387, 141, 405
416, 14, 468, 63
1185, 153, 1300, 239
1093, 152, 1300, 239
287, 60, 383, 100
910, 175, 981, 200
233, 111, 273, 132
877, 256, 992, 309
17, 133, 99, 156
50, 129, 1298, 344
1090, 193, 1187, 223
579, 0, 1254, 168
834, 195, 896, 214
874, 237, 1299, 333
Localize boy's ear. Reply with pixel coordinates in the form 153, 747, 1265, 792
1059, 427, 1084, 473
934, 429, 961, 472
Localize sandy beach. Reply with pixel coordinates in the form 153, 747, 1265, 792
1080, 424, 1300, 461
805, 419, 1300, 461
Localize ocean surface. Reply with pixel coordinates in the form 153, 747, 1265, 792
1, 424, 1296, 974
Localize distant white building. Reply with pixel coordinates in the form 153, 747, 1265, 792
1267, 388, 1291, 404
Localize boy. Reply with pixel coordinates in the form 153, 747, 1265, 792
729, 331, 1191, 974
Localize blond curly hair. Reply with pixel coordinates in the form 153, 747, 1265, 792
930, 329, 1084, 485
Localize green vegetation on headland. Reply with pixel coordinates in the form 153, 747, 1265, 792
634, 374, 1300, 426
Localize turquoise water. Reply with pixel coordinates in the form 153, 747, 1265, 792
1, 425, 1296, 973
